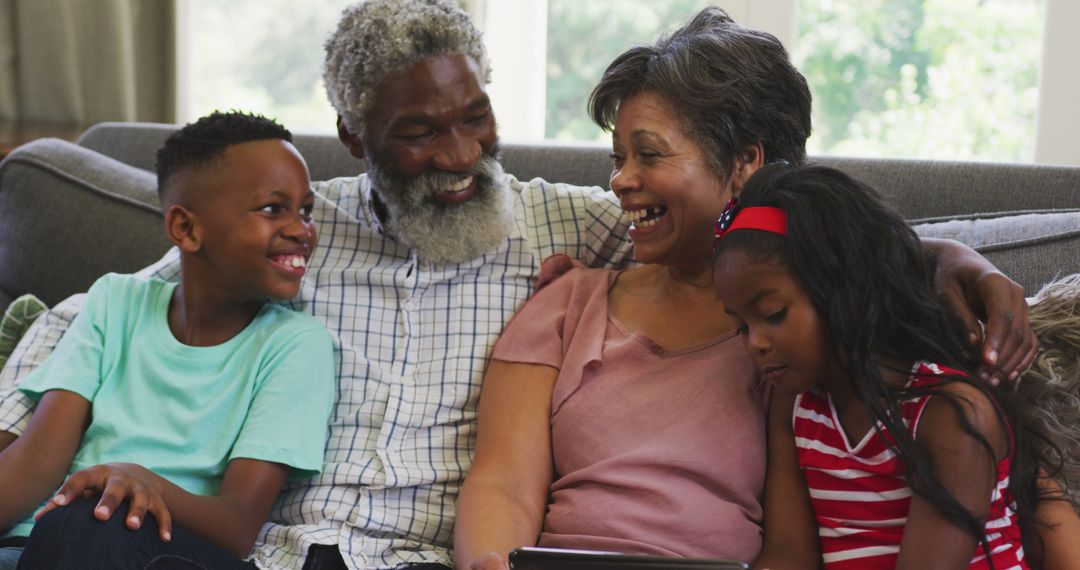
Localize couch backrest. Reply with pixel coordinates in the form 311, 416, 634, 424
76, 122, 368, 186
1, 122, 1076, 312
0, 138, 171, 309
77, 122, 1080, 220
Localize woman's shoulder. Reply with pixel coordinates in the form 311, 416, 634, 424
511, 255, 616, 331
535, 253, 617, 292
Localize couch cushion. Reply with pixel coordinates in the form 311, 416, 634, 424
74, 121, 175, 173
817, 157, 1080, 220
0, 138, 172, 307
912, 209, 1080, 295
501, 142, 613, 190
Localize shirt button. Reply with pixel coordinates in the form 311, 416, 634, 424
403, 301, 415, 311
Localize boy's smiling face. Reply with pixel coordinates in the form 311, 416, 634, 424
179, 139, 316, 302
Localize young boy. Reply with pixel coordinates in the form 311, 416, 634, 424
0, 111, 335, 569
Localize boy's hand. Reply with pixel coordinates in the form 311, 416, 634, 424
35, 462, 173, 542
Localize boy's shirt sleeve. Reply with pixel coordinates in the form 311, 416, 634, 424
229, 322, 336, 479
17, 275, 118, 404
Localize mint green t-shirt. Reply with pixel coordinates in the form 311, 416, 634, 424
12, 273, 336, 537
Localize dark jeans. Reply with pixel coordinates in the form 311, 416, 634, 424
302, 544, 451, 570
17, 497, 256, 570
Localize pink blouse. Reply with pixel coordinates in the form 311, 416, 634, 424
491, 258, 766, 561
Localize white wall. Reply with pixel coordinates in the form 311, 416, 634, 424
482, 0, 548, 140
481, 0, 795, 142
1034, 0, 1080, 166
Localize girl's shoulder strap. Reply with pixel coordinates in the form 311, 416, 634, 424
907, 361, 1016, 459
909, 360, 968, 386
905, 360, 972, 436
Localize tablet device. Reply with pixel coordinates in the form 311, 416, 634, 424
507, 547, 749, 569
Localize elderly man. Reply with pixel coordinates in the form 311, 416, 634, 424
1, 2, 629, 569
0, 1, 1035, 569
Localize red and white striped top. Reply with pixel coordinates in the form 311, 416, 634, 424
793, 361, 1028, 569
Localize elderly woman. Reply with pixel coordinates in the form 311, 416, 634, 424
454, 7, 1037, 569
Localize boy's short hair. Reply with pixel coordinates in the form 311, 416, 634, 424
156, 111, 293, 207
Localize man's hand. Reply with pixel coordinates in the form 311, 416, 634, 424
932, 239, 1038, 384
36, 462, 173, 542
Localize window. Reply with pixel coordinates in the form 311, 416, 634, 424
178, 0, 1072, 164
479, 0, 787, 144
177, 0, 355, 135
794, 0, 1045, 162
543, 0, 714, 142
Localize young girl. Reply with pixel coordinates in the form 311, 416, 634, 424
712, 163, 1077, 569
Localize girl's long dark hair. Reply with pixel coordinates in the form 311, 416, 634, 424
715, 163, 1055, 561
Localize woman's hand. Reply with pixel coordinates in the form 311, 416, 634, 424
470, 552, 510, 570
36, 462, 173, 542
928, 238, 1038, 384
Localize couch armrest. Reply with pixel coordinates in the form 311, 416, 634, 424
0, 138, 172, 308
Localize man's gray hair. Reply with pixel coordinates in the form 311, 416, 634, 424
324, 0, 491, 136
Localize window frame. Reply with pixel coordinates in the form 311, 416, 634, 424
174, 0, 1078, 165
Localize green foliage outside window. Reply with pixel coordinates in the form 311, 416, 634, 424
190, 0, 1044, 162
544, 0, 1044, 162
796, 0, 1043, 162
190, 0, 353, 133
544, 0, 710, 142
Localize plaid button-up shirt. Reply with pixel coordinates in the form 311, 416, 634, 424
0, 173, 633, 569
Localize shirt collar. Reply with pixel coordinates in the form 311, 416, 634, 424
358, 174, 389, 237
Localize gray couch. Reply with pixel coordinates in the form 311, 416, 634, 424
1, 121, 1079, 314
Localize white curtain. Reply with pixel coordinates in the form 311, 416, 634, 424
0, 0, 175, 124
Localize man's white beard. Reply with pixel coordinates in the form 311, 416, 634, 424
366, 151, 514, 264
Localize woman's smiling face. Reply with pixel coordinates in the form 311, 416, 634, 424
608, 92, 735, 271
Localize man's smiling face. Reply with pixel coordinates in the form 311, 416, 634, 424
339, 53, 513, 264
360, 53, 497, 200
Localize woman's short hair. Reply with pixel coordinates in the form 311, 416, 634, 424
323, 0, 491, 137
589, 7, 812, 178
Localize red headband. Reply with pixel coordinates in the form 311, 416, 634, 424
714, 206, 788, 240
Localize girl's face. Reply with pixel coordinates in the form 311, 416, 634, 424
608, 91, 733, 271
714, 249, 844, 393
